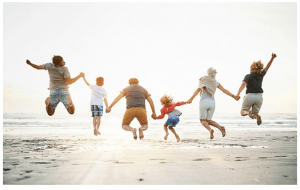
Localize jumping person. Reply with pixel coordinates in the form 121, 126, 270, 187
26, 56, 84, 116
235, 53, 277, 125
106, 78, 156, 140
82, 76, 108, 136
187, 67, 239, 139
156, 95, 186, 142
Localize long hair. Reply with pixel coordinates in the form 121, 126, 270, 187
160, 95, 173, 106
250, 60, 264, 74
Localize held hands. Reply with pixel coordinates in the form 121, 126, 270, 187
151, 113, 157, 120
186, 99, 192, 104
106, 107, 111, 113
272, 53, 277, 59
79, 72, 85, 78
233, 95, 240, 101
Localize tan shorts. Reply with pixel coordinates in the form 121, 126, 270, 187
241, 93, 263, 114
122, 107, 148, 126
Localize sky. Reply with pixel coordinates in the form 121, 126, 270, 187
2, 2, 297, 116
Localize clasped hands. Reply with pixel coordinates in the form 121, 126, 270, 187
106, 107, 111, 113
233, 95, 240, 101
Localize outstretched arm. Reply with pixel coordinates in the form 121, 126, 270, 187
175, 101, 186, 106
186, 88, 201, 104
65, 72, 84, 85
218, 84, 239, 100
146, 96, 157, 119
156, 108, 166, 120
82, 77, 90, 86
106, 92, 124, 113
26, 60, 43, 70
236, 81, 247, 97
264, 53, 277, 73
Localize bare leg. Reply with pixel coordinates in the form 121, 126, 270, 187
93, 117, 97, 136
122, 125, 137, 140
45, 97, 55, 116
139, 124, 148, 140
242, 110, 262, 125
168, 126, 180, 142
253, 113, 262, 125
207, 120, 226, 137
163, 124, 169, 140
96, 116, 101, 135
66, 97, 75, 114
241, 110, 250, 116
200, 119, 214, 139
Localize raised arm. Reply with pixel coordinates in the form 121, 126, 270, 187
218, 84, 239, 100
65, 72, 84, 85
186, 88, 201, 104
264, 53, 277, 73
26, 60, 44, 70
82, 77, 90, 86
146, 96, 157, 119
106, 92, 124, 113
236, 81, 247, 97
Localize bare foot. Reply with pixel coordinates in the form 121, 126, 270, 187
164, 133, 169, 140
175, 135, 180, 143
133, 128, 137, 140
94, 129, 98, 136
97, 130, 101, 135
220, 126, 226, 137
210, 129, 214, 139
256, 115, 262, 125
139, 128, 144, 140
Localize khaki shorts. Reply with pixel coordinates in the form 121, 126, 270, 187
199, 100, 215, 120
122, 107, 148, 126
241, 93, 263, 114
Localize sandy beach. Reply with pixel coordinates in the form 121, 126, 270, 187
3, 113, 297, 185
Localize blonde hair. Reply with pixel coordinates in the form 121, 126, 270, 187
250, 60, 264, 74
129, 78, 139, 85
207, 67, 217, 78
160, 95, 173, 106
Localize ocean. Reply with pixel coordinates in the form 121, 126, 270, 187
3, 112, 297, 134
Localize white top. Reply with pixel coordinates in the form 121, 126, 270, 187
167, 109, 182, 118
89, 85, 107, 106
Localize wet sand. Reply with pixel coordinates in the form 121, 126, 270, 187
3, 126, 297, 185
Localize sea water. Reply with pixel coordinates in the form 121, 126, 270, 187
3, 112, 297, 133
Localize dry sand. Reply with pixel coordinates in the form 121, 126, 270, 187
3, 126, 297, 185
